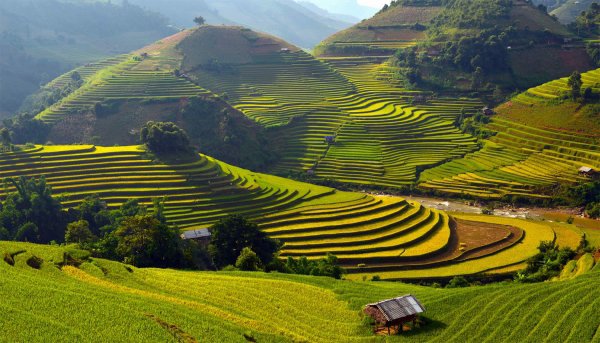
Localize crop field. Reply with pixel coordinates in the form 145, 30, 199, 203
514, 67, 600, 104
33, 27, 600, 199
0, 145, 571, 278
419, 115, 600, 198
178, 31, 482, 188
36, 31, 209, 124
314, 5, 438, 57
1, 241, 599, 342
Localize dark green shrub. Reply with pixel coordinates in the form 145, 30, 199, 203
26, 255, 44, 269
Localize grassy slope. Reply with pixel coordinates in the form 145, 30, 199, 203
315, 5, 439, 56
551, 0, 596, 23
1, 241, 599, 342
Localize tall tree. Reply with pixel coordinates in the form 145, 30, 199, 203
568, 71, 583, 100
193, 16, 206, 26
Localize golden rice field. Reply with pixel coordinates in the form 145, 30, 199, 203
1, 241, 599, 342
0, 145, 586, 279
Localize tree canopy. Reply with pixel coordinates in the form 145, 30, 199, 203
208, 215, 280, 268
0, 176, 66, 243
140, 121, 193, 155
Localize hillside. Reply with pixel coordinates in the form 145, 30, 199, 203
22, 30, 273, 170
550, 0, 596, 23
0, 0, 175, 117
1, 241, 600, 342
315, 3, 438, 56
418, 69, 600, 199
25, 25, 600, 200
0, 144, 588, 278
316, 0, 593, 90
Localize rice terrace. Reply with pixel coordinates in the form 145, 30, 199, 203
0, 0, 599, 342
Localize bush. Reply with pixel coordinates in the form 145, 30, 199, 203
447, 276, 470, 288
3, 252, 15, 266
235, 247, 262, 271
26, 255, 44, 269
65, 220, 96, 244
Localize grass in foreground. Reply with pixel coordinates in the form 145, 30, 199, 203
1, 241, 599, 343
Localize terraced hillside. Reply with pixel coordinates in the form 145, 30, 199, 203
314, 3, 438, 57
31, 24, 598, 197
0, 145, 572, 278
35, 30, 210, 125
179, 26, 482, 187
418, 70, 600, 199
2, 241, 599, 342
514, 67, 600, 104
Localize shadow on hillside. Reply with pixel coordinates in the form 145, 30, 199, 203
399, 318, 447, 337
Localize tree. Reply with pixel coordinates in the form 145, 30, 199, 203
471, 67, 484, 90
235, 247, 261, 271
209, 215, 280, 268
193, 16, 206, 26
0, 128, 11, 147
114, 214, 182, 268
140, 121, 193, 155
0, 176, 65, 243
65, 220, 96, 244
568, 71, 583, 100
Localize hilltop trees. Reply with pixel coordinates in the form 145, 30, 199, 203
194, 16, 206, 26
140, 121, 194, 155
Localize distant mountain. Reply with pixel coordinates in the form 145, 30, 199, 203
551, 0, 596, 23
299, 0, 381, 19
317, 0, 592, 90
296, 1, 361, 23
0, 0, 174, 117
122, 0, 355, 48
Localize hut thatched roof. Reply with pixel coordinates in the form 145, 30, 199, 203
366, 295, 425, 322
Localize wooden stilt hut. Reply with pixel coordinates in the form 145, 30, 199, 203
364, 295, 425, 335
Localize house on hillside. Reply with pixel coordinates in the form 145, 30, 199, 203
324, 135, 336, 145
482, 107, 495, 116
579, 166, 597, 177
181, 228, 212, 246
364, 295, 425, 335
280, 48, 290, 53
413, 95, 428, 104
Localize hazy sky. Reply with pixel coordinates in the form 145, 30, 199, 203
300, 0, 392, 19
356, 0, 392, 8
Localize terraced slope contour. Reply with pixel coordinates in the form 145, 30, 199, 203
0, 145, 564, 278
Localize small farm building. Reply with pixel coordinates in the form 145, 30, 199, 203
364, 295, 425, 335
482, 107, 495, 116
181, 229, 211, 243
579, 166, 596, 177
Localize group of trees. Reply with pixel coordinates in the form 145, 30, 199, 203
64, 195, 211, 269
570, 2, 600, 36
0, 177, 210, 269
0, 177, 66, 243
515, 241, 576, 282
140, 121, 194, 156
